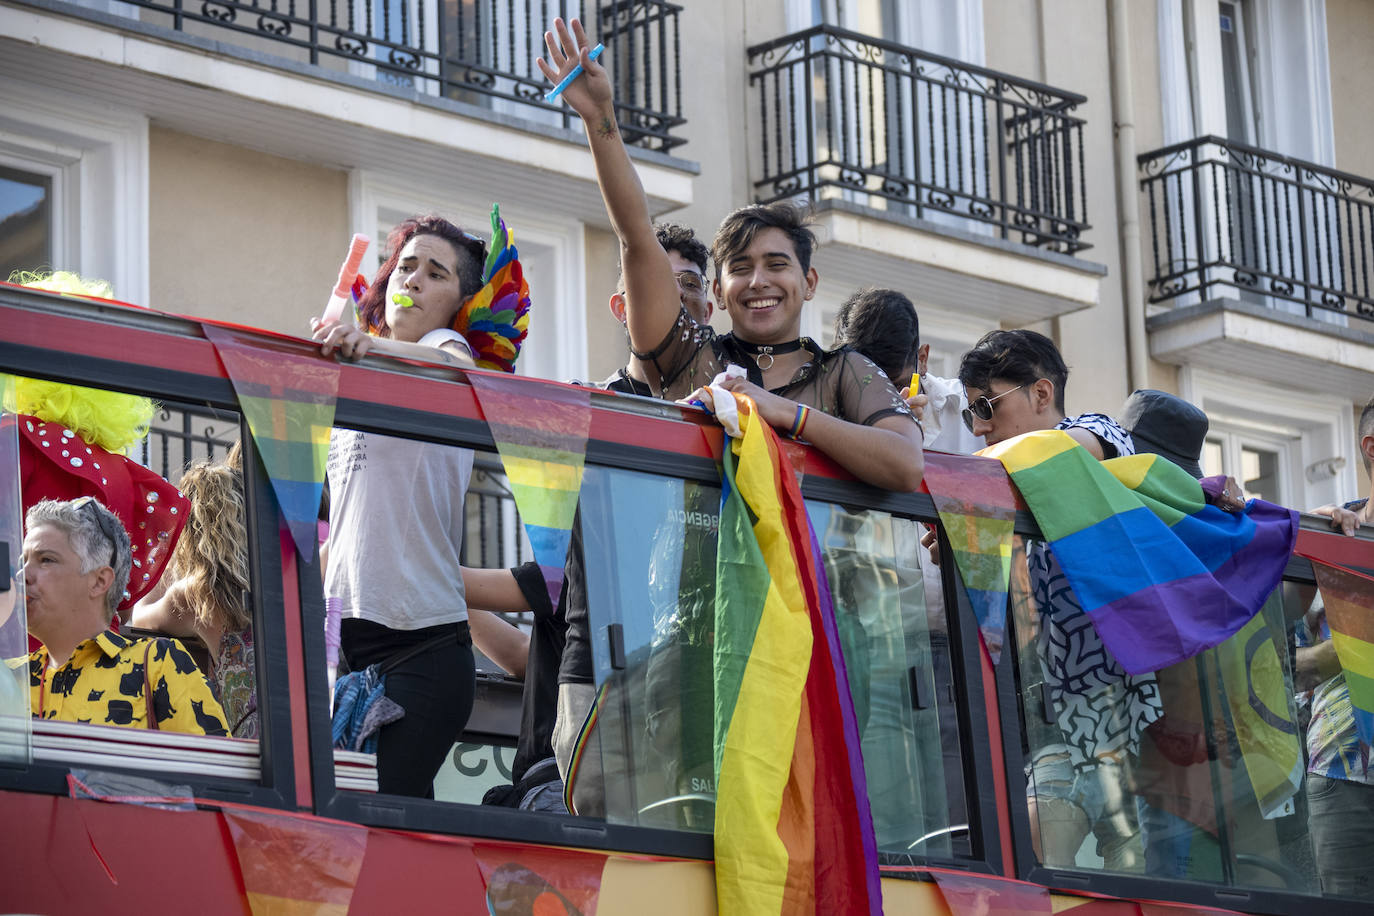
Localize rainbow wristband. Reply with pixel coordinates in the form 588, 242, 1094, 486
788, 404, 810, 440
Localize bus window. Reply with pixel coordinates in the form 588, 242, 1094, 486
0, 380, 31, 765
1009, 530, 1374, 901
577, 463, 971, 857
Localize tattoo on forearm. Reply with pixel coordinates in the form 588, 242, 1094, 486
596, 116, 617, 140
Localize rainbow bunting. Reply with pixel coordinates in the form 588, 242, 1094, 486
984, 431, 1297, 675
921, 452, 1018, 664
204, 325, 340, 559
1311, 560, 1374, 753
468, 374, 591, 611
223, 809, 367, 916
712, 394, 879, 916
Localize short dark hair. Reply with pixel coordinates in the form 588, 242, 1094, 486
832, 287, 920, 384
958, 328, 1069, 413
711, 201, 816, 277
357, 215, 487, 338
616, 222, 708, 294
1360, 394, 1374, 472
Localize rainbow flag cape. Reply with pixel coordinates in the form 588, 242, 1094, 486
468, 373, 591, 611
204, 325, 340, 559
921, 452, 1018, 664
984, 431, 1297, 675
1214, 598, 1302, 818
712, 394, 880, 916
1311, 561, 1374, 753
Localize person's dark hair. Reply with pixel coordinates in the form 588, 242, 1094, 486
356, 215, 487, 338
711, 201, 816, 277
958, 328, 1069, 413
615, 222, 708, 294
832, 287, 920, 384
1360, 394, 1374, 472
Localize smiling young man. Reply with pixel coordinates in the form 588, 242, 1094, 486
539, 17, 922, 494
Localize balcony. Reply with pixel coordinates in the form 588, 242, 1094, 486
1139, 136, 1374, 394
746, 25, 1105, 325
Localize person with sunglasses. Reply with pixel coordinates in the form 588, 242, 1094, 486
22, 497, 228, 735
958, 329, 1157, 871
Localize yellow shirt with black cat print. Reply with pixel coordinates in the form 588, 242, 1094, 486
30, 631, 229, 735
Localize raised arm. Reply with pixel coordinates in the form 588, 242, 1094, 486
538, 17, 680, 355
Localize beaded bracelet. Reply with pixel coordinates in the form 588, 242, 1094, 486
788, 404, 810, 440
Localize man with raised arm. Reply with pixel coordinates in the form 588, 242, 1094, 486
538, 17, 923, 494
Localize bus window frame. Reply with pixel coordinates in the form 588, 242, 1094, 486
308, 361, 1008, 876
1000, 509, 1374, 915
0, 286, 299, 809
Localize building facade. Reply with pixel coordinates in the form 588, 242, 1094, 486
1, 0, 1370, 507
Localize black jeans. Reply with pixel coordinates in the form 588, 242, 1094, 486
341, 618, 475, 799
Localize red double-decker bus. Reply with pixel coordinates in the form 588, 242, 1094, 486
0, 284, 1369, 915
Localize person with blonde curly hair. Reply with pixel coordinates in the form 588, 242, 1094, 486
132, 447, 257, 737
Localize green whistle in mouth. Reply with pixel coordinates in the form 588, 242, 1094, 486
392, 293, 415, 308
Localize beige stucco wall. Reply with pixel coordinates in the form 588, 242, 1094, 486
148, 127, 348, 336
985, 0, 1132, 415
1326, 0, 1374, 178
584, 226, 626, 382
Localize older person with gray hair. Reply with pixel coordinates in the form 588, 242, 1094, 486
23, 498, 228, 735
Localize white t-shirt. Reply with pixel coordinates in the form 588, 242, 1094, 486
325, 428, 474, 630
417, 328, 473, 358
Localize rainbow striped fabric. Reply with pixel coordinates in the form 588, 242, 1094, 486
921, 452, 1019, 664
712, 395, 879, 916
468, 373, 591, 611
1312, 560, 1374, 752
205, 325, 340, 559
983, 430, 1297, 675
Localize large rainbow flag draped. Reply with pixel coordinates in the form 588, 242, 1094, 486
712, 394, 880, 916
984, 430, 1297, 675
205, 325, 340, 559
468, 374, 591, 611
921, 452, 1019, 664
1311, 560, 1374, 754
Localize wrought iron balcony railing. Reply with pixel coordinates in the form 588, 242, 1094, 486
1139, 136, 1374, 323
43, 0, 684, 153
747, 25, 1091, 254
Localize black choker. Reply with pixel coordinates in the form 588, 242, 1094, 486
734, 337, 804, 370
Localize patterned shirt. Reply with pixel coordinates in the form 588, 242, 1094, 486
1029, 414, 1164, 767
30, 631, 229, 735
1300, 497, 1372, 784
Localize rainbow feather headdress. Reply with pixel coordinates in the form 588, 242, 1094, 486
454, 204, 531, 373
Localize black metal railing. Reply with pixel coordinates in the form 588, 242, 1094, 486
141, 405, 524, 570
55, 0, 684, 152
746, 25, 1091, 253
1139, 136, 1374, 323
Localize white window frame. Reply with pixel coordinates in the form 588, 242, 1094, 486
0, 84, 148, 304
1181, 366, 1358, 510
349, 171, 588, 384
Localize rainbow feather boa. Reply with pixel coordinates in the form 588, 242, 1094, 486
455, 204, 531, 373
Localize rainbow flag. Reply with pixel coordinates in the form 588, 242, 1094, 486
468, 374, 591, 611
712, 395, 879, 916
1311, 561, 1374, 752
921, 452, 1019, 664
984, 431, 1297, 675
205, 325, 340, 559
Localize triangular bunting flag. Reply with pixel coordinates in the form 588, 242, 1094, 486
203, 325, 340, 559
921, 452, 1018, 664
468, 374, 591, 611
223, 809, 367, 916
929, 868, 1052, 916
1311, 560, 1374, 756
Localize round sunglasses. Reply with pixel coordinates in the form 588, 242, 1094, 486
961, 384, 1024, 433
